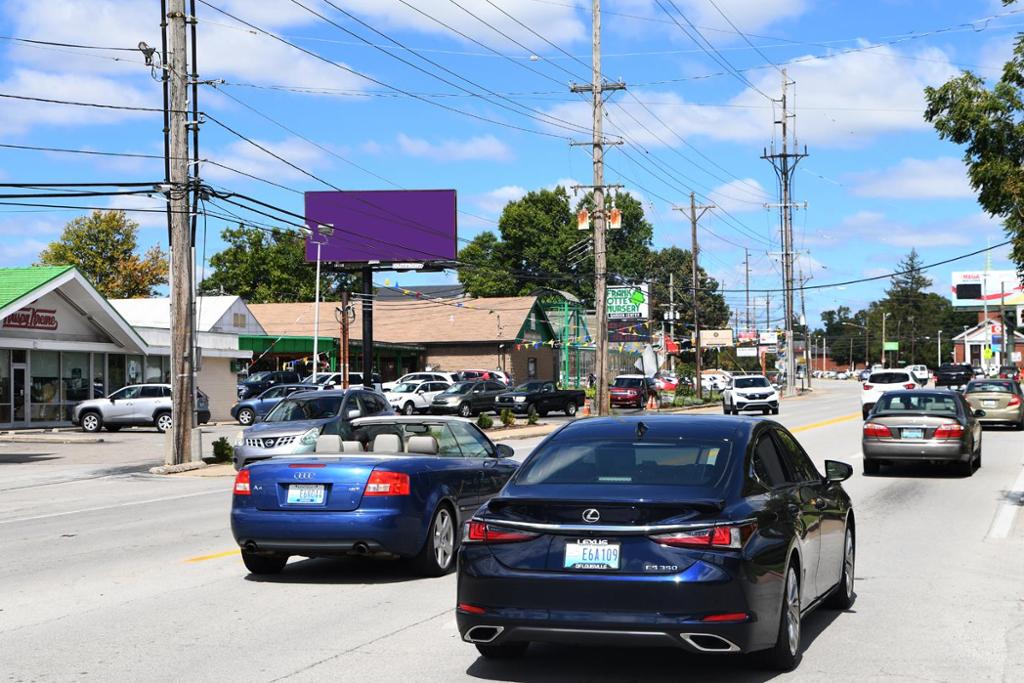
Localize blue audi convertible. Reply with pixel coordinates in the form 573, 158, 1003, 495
456, 415, 855, 671
231, 415, 518, 576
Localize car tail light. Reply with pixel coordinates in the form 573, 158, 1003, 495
233, 469, 251, 495
863, 422, 893, 438
1009, 396, 1022, 407
364, 470, 410, 496
903, 383, 916, 390
863, 384, 873, 391
934, 424, 964, 439
462, 520, 539, 544
702, 612, 750, 623
458, 603, 486, 615
649, 522, 756, 550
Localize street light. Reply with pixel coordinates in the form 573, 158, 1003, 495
842, 320, 869, 370
881, 311, 892, 367
302, 223, 334, 379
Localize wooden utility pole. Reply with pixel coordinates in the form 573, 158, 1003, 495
570, 0, 625, 416
744, 248, 751, 332
167, 0, 194, 464
340, 289, 350, 389
675, 193, 713, 399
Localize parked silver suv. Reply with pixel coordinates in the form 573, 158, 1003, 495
72, 383, 211, 433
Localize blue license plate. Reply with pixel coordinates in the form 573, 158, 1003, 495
901, 429, 924, 440
564, 540, 620, 570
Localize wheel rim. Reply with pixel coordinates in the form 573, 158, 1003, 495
460, 404, 470, 417
157, 414, 172, 431
433, 508, 454, 569
785, 567, 801, 655
567, 403, 576, 415
404, 403, 415, 415
239, 410, 253, 425
843, 530, 855, 599
83, 414, 98, 431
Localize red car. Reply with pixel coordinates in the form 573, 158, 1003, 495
998, 365, 1021, 381
609, 375, 656, 409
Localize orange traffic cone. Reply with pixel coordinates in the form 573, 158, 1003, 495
647, 393, 658, 411
582, 398, 591, 416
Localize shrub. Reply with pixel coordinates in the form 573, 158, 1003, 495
500, 408, 516, 427
476, 412, 494, 429
527, 410, 539, 425
212, 437, 233, 462
673, 395, 685, 407
584, 386, 596, 399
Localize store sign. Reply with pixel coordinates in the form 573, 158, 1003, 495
759, 331, 778, 345
607, 285, 649, 320
738, 330, 758, 342
699, 329, 734, 348
3, 306, 58, 331
736, 346, 757, 358
883, 341, 899, 351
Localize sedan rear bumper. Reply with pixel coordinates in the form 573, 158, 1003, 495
862, 438, 968, 462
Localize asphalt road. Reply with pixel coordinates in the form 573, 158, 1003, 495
1, 381, 1022, 681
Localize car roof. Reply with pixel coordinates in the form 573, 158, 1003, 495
880, 389, 958, 397
553, 414, 764, 442
352, 415, 474, 425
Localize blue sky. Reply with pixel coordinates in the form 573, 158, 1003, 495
0, 0, 1020, 328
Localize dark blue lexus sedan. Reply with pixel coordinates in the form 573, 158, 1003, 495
456, 415, 855, 671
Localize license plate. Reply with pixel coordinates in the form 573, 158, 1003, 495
286, 484, 325, 504
564, 540, 620, 570
983, 400, 997, 407
901, 429, 924, 440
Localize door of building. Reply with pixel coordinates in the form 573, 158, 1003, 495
12, 364, 28, 425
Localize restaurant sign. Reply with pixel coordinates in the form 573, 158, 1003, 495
3, 306, 58, 331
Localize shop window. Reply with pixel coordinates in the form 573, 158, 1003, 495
61, 352, 89, 420
30, 350, 60, 422
145, 356, 163, 383
528, 357, 537, 379
126, 355, 144, 386
92, 353, 106, 399
0, 350, 9, 423
108, 354, 126, 393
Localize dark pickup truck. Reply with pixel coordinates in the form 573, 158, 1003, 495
934, 363, 974, 389
494, 381, 586, 417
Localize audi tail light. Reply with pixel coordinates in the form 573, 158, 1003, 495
649, 522, 757, 549
934, 424, 964, 440
463, 520, 539, 544
233, 469, 251, 496
863, 422, 893, 438
364, 470, 410, 496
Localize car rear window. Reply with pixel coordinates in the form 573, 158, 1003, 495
875, 394, 959, 414
265, 395, 343, 422
869, 372, 911, 384
966, 381, 1014, 394
514, 438, 734, 491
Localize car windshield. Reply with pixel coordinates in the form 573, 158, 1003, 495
612, 377, 643, 388
264, 395, 344, 422
440, 382, 474, 395
514, 438, 734, 492
390, 383, 418, 393
869, 372, 910, 384
243, 372, 270, 384
734, 377, 770, 389
966, 381, 1014, 394
875, 394, 959, 414
514, 381, 547, 392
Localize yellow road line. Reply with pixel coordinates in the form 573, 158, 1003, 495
185, 548, 240, 563
790, 412, 861, 433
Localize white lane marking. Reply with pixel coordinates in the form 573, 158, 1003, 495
987, 463, 1024, 540
0, 489, 225, 525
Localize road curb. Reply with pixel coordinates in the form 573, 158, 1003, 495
150, 461, 208, 475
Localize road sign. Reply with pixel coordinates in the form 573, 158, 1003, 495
883, 341, 899, 351
607, 285, 649, 320
699, 329, 734, 348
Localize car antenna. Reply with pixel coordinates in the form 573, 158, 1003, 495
635, 421, 648, 440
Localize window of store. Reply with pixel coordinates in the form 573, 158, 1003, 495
0, 350, 10, 423
126, 355, 144, 386
61, 352, 89, 421
108, 354, 126, 392
30, 350, 61, 422
145, 356, 162, 383
92, 353, 106, 399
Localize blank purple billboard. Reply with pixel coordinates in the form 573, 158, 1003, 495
303, 189, 457, 263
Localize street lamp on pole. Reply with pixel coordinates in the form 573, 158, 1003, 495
842, 320, 869, 371
303, 223, 333, 379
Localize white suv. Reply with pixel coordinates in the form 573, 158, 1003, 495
723, 374, 779, 415
73, 383, 210, 433
861, 370, 916, 419
384, 380, 452, 415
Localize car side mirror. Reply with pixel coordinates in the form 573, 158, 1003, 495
824, 460, 853, 483
973, 409, 986, 417
347, 409, 361, 419
494, 444, 515, 459
110, 397, 116, 403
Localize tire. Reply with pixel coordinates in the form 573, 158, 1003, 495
975, 435, 982, 468
80, 411, 102, 433
759, 563, 801, 671
957, 458, 973, 477
863, 459, 880, 475
475, 642, 529, 659
564, 401, 577, 416
241, 551, 288, 575
154, 411, 172, 433
537, 409, 548, 417
825, 525, 856, 610
1016, 417, 1024, 431
104, 425, 122, 432
237, 408, 255, 426
458, 402, 472, 418
412, 505, 457, 577
722, 401, 730, 415
402, 401, 416, 416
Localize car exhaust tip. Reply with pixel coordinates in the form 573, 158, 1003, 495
680, 633, 740, 653
352, 542, 370, 556
464, 626, 504, 644
243, 541, 258, 552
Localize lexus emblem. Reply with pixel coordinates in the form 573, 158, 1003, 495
581, 508, 600, 523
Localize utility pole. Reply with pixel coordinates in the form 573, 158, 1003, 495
762, 68, 807, 397
166, 0, 194, 465
669, 271, 675, 343
744, 248, 751, 333
570, 0, 625, 416
340, 288, 351, 389
673, 193, 714, 399
799, 269, 810, 389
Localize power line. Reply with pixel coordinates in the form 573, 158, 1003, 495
0, 91, 166, 113
704, 0, 785, 76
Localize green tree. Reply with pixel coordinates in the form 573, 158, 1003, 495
648, 246, 730, 330
199, 225, 337, 303
924, 5, 1024, 273
37, 210, 168, 298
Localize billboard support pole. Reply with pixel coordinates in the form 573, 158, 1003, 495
361, 266, 374, 387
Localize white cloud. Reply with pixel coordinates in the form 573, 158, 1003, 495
826, 210, 1000, 249
396, 133, 513, 162
668, 0, 808, 36
476, 185, 527, 213
707, 178, 771, 213
203, 136, 330, 183
846, 157, 973, 199
105, 194, 168, 231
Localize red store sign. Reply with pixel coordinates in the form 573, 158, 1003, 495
3, 307, 59, 331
